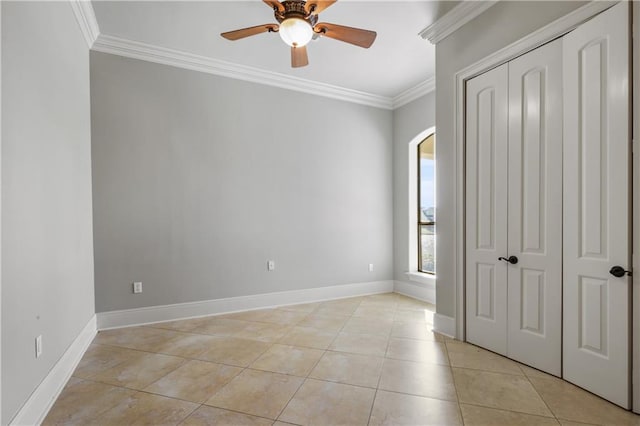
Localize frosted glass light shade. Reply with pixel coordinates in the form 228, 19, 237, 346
279, 18, 313, 47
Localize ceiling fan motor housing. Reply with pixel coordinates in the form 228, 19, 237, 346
275, 1, 318, 27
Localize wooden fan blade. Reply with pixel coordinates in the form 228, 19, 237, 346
305, 0, 337, 15
314, 22, 376, 48
291, 45, 309, 68
263, 0, 284, 12
221, 24, 279, 41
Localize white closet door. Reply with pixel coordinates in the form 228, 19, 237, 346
466, 63, 509, 355
563, 2, 630, 408
507, 39, 563, 376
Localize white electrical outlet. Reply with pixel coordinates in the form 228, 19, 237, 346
35, 335, 42, 358
133, 281, 143, 294
267, 260, 275, 271
369, 263, 374, 272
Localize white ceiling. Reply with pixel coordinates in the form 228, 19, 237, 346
91, 1, 455, 98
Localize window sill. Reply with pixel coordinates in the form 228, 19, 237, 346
405, 271, 436, 286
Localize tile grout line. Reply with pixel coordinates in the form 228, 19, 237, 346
174, 402, 202, 426
448, 353, 561, 422
519, 365, 561, 422
456, 401, 565, 423
447, 364, 537, 377
267, 301, 341, 423
177, 323, 280, 420
270, 303, 353, 424
444, 340, 467, 425
276, 296, 389, 425
369, 346, 393, 424
366, 301, 401, 426
198, 401, 281, 423
73, 375, 200, 424
371, 387, 461, 404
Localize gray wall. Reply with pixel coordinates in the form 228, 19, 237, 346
1, 2, 95, 423
434, 1, 588, 317
91, 52, 393, 313
392, 93, 435, 281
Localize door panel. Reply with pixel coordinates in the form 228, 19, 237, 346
507, 39, 563, 376
466, 63, 509, 355
579, 276, 609, 356
520, 268, 545, 334
563, 2, 630, 408
476, 263, 496, 319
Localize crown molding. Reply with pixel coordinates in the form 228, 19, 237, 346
419, 0, 498, 44
69, 0, 100, 48
392, 77, 435, 109
71, 1, 432, 110
92, 34, 395, 109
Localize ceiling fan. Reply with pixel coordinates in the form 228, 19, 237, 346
221, 0, 377, 68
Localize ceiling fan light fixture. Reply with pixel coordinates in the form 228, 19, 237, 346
221, 1, 376, 68
278, 17, 314, 47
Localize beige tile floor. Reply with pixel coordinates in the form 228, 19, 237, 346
44, 293, 640, 426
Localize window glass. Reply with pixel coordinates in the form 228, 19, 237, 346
418, 135, 435, 274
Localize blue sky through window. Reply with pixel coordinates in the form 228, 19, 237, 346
420, 159, 435, 221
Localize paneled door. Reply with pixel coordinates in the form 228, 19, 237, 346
465, 63, 509, 355
563, 2, 631, 408
466, 39, 563, 375
507, 39, 563, 376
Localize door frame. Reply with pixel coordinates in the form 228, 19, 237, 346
452, 0, 638, 410
632, 0, 639, 415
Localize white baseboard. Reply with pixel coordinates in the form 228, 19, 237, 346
393, 280, 435, 304
433, 313, 456, 339
97, 280, 395, 330
11, 315, 97, 426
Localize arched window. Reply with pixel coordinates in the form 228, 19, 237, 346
418, 134, 435, 274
